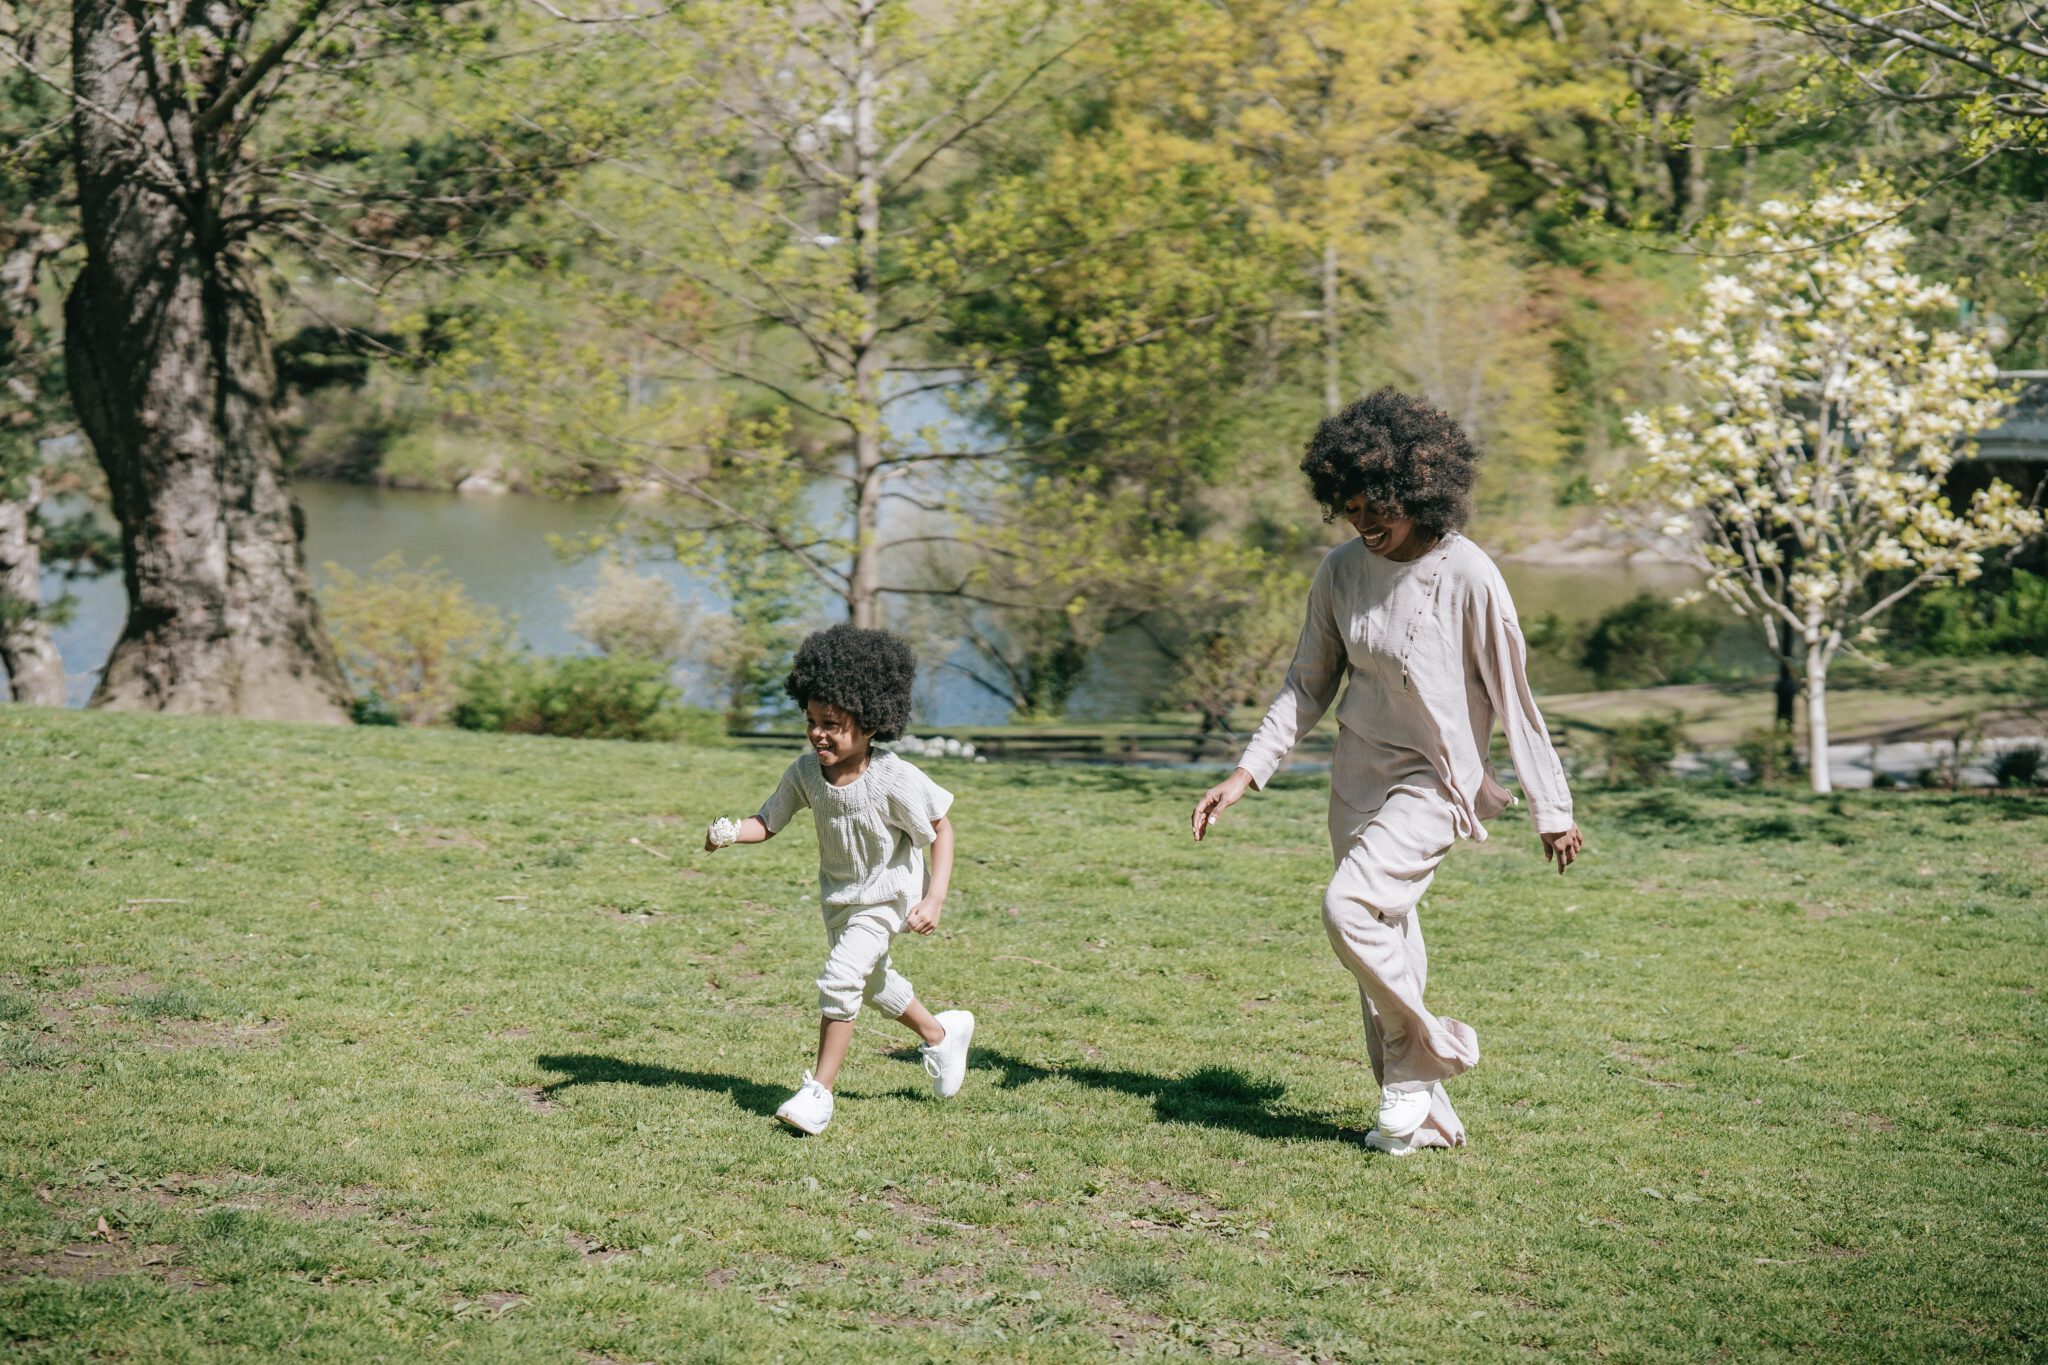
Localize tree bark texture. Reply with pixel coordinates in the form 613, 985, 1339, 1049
847, 0, 885, 630
64, 0, 350, 721
0, 475, 67, 706
1805, 640, 1832, 794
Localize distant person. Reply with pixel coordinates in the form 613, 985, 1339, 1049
702, 624, 974, 1135
1192, 388, 1583, 1156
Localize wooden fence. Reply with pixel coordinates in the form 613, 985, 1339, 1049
727, 729, 1331, 766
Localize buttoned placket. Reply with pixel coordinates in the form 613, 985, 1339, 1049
1398, 553, 1446, 694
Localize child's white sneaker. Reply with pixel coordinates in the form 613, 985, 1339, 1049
1365, 1085, 1432, 1157
919, 1010, 975, 1099
776, 1071, 834, 1135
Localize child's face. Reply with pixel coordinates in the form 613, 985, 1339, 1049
804, 700, 874, 768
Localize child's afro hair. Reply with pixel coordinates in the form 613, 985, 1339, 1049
784, 623, 917, 742
1299, 386, 1481, 537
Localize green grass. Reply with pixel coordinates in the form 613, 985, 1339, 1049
1, 708, 2044, 1362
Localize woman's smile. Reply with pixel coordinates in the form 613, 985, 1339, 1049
1344, 496, 1424, 559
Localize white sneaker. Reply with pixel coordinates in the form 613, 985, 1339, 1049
1365, 1085, 1432, 1157
1363, 1126, 1422, 1157
919, 1010, 975, 1099
776, 1071, 834, 1135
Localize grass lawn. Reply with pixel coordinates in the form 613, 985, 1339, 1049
2, 708, 2044, 1362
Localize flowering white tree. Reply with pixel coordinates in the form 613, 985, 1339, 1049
1621, 186, 2044, 793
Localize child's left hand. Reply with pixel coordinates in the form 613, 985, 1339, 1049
906, 898, 942, 935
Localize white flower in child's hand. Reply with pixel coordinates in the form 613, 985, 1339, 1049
706, 816, 740, 850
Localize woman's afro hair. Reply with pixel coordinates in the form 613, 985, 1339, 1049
784, 623, 917, 742
1299, 387, 1481, 537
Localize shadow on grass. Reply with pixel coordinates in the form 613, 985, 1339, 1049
538, 1049, 1375, 1144
938, 1049, 1371, 1146
534, 1053, 790, 1116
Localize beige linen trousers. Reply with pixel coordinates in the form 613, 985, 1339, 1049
1238, 534, 1575, 1149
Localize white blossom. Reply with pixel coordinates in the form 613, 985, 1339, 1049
1613, 185, 2042, 792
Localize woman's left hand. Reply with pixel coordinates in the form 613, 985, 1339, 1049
1541, 825, 1583, 874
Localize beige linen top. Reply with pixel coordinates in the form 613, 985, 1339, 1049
757, 751, 954, 908
1237, 533, 1573, 840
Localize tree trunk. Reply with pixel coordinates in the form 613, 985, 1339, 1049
0, 475, 67, 706
1320, 231, 1342, 417
64, 0, 350, 722
847, 0, 884, 630
1805, 640, 1831, 794
1773, 618, 1796, 728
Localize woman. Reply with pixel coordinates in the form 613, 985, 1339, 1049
1192, 388, 1584, 1156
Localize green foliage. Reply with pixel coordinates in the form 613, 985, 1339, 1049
1889, 569, 2048, 658
1736, 725, 1804, 787
319, 555, 506, 727
1163, 564, 1310, 732
563, 561, 706, 665
1580, 592, 1723, 688
1993, 744, 2044, 789
451, 652, 717, 743
348, 693, 402, 727
1599, 711, 1687, 786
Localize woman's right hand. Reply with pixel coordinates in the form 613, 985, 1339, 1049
1192, 768, 1255, 842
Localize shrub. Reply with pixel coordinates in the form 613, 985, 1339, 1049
564, 561, 701, 663
1889, 569, 2048, 657
1580, 593, 1721, 688
320, 555, 505, 726
1735, 725, 1802, 786
453, 652, 719, 743
349, 693, 401, 726
1993, 744, 2044, 789
1600, 712, 1686, 786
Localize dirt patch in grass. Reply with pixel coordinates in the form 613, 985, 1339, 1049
144, 1018, 285, 1050
447, 1289, 526, 1317
516, 1085, 562, 1114
417, 828, 490, 850
901, 1262, 984, 1292
70, 1172, 380, 1223
1608, 1047, 1692, 1090
566, 1232, 632, 1263
1108, 1178, 1262, 1240
866, 1312, 960, 1332
859, 1186, 999, 1247
1, 1212, 214, 1292
53, 968, 157, 1011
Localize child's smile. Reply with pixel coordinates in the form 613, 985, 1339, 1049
805, 700, 873, 781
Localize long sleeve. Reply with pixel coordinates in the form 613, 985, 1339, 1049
1236, 554, 1347, 790
1475, 593, 1574, 833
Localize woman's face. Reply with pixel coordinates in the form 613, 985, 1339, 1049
1342, 494, 1427, 561
805, 700, 873, 768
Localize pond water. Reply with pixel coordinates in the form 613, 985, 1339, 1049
29, 482, 1770, 722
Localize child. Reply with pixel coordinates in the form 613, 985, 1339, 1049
703, 623, 973, 1135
